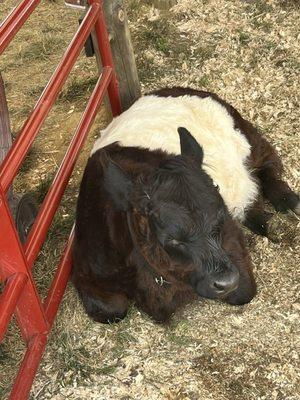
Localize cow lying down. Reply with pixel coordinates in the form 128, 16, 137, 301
72, 87, 300, 323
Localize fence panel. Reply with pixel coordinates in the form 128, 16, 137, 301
0, 1, 121, 398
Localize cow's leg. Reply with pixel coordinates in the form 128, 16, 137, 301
72, 151, 136, 324
244, 194, 273, 237
257, 159, 300, 215
78, 285, 129, 324
239, 119, 300, 215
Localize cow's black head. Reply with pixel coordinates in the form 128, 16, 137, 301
101, 127, 255, 305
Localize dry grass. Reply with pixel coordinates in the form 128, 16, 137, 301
1, 0, 300, 399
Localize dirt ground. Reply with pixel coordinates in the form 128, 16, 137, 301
0, 0, 299, 399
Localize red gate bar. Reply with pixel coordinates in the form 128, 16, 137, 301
24, 67, 113, 267
44, 227, 75, 326
0, 0, 41, 55
0, 2, 100, 194
0, 0, 122, 398
0, 272, 27, 342
91, 0, 122, 117
10, 333, 48, 400
10, 225, 74, 399
0, 185, 49, 342
10, 228, 75, 400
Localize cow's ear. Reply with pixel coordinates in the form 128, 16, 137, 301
100, 151, 133, 211
178, 127, 204, 165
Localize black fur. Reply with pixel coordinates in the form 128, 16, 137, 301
72, 87, 299, 323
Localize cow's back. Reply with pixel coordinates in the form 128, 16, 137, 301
91, 94, 258, 220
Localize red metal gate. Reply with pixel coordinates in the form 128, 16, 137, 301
0, 1, 121, 398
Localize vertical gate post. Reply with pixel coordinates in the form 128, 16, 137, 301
68, 0, 140, 112
0, 74, 12, 161
102, 0, 141, 111
0, 74, 14, 206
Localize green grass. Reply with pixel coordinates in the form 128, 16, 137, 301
195, 44, 216, 61
167, 332, 192, 346
136, 56, 159, 85
58, 76, 98, 103
26, 84, 46, 99
98, 364, 118, 376
45, 326, 122, 389
140, 20, 172, 55
197, 74, 210, 88
282, 57, 300, 71
166, 319, 194, 346
139, 18, 191, 56
41, 23, 61, 34
132, 10, 216, 89
10, 103, 33, 120
127, 0, 143, 17
4, 34, 64, 71
26, 71, 99, 107
245, 2, 274, 16
33, 175, 55, 203
16, 146, 39, 175
238, 31, 252, 46
50, 332, 96, 382
20, 35, 64, 62
263, 40, 278, 53
278, 0, 300, 9
110, 333, 136, 359
0, 344, 12, 364
251, 19, 273, 33
116, 329, 137, 347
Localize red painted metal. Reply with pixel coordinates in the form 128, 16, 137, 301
44, 227, 74, 326
44, 226, 74, 325
0, 272, 28, 342
91, 0, 122, 116
0, 2, 100, 194
0, 0, 41, 55
0, 0, 122, 398
0, 186, 49, 342
9, 333, 48, 400
24, 67, 113, 267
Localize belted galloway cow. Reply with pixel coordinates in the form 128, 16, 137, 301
72, 87, 300, 323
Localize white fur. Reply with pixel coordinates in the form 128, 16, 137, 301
91, 95, 258, 220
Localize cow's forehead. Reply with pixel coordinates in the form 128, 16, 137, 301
150, 197, 225, 229
148, 178, 224, 212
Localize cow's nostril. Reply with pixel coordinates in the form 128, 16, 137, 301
213, 275, 239, 294
214, 281, 227, 292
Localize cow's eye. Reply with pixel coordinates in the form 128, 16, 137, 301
164, 238, 190, 261
168, 238, 181, 246
167, 238, 187, 250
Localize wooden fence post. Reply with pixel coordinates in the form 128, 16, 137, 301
0, 74, 12, 162
0, 73, 13, 205
66, 0, 141, 112
102, 0, 141, 111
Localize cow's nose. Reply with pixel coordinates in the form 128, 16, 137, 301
213, 273, 239, 295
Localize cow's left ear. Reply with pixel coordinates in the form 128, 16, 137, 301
100, 151, 133, 211
178, 127, 204, 165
